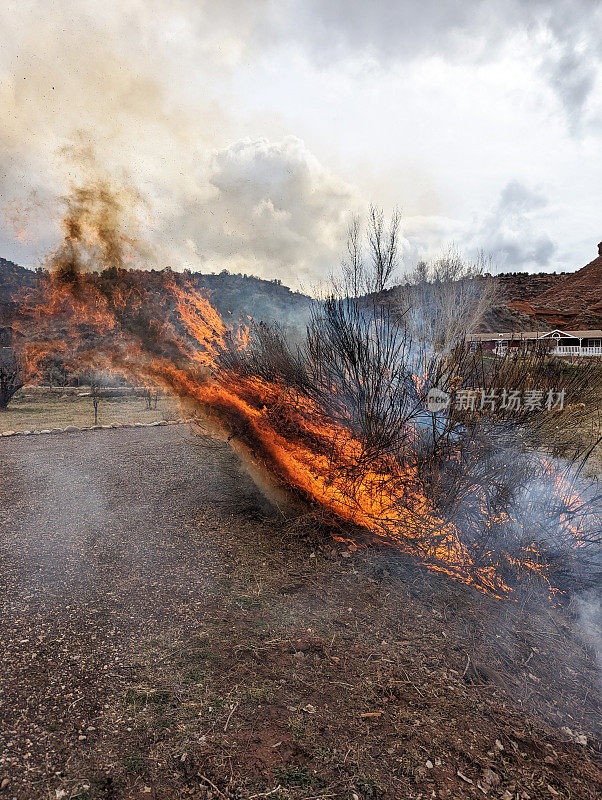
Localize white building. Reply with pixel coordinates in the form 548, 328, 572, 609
468, 329, 602, 357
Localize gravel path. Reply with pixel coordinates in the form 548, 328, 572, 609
1, 424, 265, 622
1, 426, 600, 800
0, 426, 269, 795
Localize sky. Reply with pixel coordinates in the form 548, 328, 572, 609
0, 0, 601, 288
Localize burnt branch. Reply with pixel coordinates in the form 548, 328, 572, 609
0, 347, 23, 409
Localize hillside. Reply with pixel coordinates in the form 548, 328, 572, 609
457, 245, 602, 333
1, 253, 599, 340
475, 273, 565, 333
508, 245, 602, 330
0, 257, 38, 320
0, 261, 312, 332
186, 270, 311, 331
495, 272, 567, 303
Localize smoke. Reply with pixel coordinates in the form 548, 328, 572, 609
191, 137, 358, 281
0, 1, 202, 266
0, 1, 358, 285
48, 138, 157, 278
575, 590, 602, 688
34, 133, 357, 286
387, 180, 558, 275
466, 180, 557, 271
1, 1, 600, 281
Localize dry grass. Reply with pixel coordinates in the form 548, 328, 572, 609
575, 404, 602, 478
541, 362, 602, 478
0, 387, 182, 432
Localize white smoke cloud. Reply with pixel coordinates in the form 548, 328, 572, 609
0, 1, 358, 284
194, 137, 358, 280
395, 182, 557, 274
468, 181, 556, 271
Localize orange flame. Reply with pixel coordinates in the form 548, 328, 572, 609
10, 268, 507, 594
11, 254, 591, 599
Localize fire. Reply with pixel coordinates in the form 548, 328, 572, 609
236, 322, 251, 350
7, 265, 549, 597
7, 181, 598, 599
173, 284, 228, 366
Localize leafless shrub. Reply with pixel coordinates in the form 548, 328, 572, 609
224, 293, 601, 595
0, 347, 23, 409
223, 321, 307, 389
305, 297, 420, 450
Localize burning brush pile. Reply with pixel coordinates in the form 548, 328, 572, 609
9, 182, 602, 601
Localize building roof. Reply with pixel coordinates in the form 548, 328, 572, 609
468, 329, 602, 341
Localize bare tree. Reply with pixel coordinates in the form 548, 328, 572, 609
0, 348, 23, 409
366, 205, 402, 294
337, 206, 402, 297
400, 247, 498, 352
341, 215, 364, 297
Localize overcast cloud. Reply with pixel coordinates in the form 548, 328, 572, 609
286, 0, 602, 125
467, 181, 557, 271
0, 0, 600, 285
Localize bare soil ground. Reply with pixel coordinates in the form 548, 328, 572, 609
0, 426, 600, 800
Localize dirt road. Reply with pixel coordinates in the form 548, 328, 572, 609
0, 426, 600, 799
0, 426, 270, 796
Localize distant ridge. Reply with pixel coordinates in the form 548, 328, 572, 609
0, 257, 37, 320
1, 251, 599, 334
0, 259, 312, 332
509, 245, 602, 329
